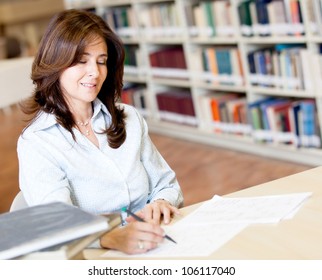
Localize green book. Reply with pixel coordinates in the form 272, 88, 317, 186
120, 7, 129, 27
202, 1, 216, 36
238, 0, 252, 27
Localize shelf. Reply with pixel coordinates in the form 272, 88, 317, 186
192, 82, 246, 93
241, 36, 308, 44
248, 86, 315, 98
189, 37, 239, 45
147, 120, 322, 166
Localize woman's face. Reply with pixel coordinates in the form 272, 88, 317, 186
59, 36, 108, 107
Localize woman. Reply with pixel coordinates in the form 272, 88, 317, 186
17, 9, 183, 254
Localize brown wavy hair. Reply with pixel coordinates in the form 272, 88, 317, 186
21, 9, 126, 148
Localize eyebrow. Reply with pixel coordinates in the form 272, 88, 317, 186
82, 53, 108, 58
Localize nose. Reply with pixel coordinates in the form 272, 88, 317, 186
87, 62, 99, 77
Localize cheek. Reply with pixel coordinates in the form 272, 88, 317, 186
60, 68, 81, 84
59, 74, 68, 91
101, 68, 108, 82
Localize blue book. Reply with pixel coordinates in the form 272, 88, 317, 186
254, 50, 267, 75
247, 51, 256, 74
255, 0, 271, 27
300, 101, 315, 136
289, 100, 316, 147
275, 44, 305, 52
215, 49, 232, 75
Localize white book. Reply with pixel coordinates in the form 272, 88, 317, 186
0, 202, 120, 260
193, 4, 209, 37
16, 213, 122, 260
16, 231, 104, 260
267, 0, 287, 36
299, 49, 313, 91
198, 94, 213, 131
313, 0, 322, 35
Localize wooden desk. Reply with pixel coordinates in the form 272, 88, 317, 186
84, 167, 322, 260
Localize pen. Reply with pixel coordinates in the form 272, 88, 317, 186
121, 207, 177, 244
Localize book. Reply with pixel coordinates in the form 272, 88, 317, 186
255, 0, 271, 36
193, 4, 208, 37
16, 213, 122, 260
267, 0, 288, 36
149, 47, 186, 69
238, 0, 253, 36
248, 97, 275, 130
265, 100, 293, 143
215, 48, 233, 84
15, 230, 102, 260
212, 0, 233, 37
204, 47, 219, 85
202, 1, 216, 37
156, 90, 196, 126
0, 202, 121, 260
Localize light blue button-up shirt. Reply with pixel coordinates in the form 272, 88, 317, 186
17, 99, 183, 216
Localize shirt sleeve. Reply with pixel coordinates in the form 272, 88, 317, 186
17, 134, 73, 206
135, 109, 184, 208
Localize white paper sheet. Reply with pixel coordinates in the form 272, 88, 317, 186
101, 192, 311, 258
102, 223, 247, 258
177, 192, 312, 225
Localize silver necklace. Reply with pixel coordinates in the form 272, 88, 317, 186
76, 119, 90, 136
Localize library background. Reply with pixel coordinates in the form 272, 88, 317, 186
1, 0, 321, 210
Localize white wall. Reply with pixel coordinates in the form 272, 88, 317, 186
0, 57, 34, 109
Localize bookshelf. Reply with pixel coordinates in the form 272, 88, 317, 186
3, 0, 322, 165
66, 0, 322, 166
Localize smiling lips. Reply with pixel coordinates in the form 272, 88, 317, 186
81, 83, 96, 88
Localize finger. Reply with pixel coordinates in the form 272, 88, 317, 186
125, 210, 145, 223
134, 240, 159, 254
157, 203, 180, 224
125, 215, 136, 223
151, 205, 161, 224
131, 221, 165, 241
161, 205, 171, 224
170, 205, 181, 216
142, 205, 153, 222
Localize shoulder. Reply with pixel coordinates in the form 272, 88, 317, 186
118, 103, 143, 121
18, 112, 58, 148
118, 103, 148, 133
118, 102, 137, 113
23, 112, 57, 134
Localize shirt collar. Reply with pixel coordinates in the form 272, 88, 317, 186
92, 98, 109, 119
31, 98, 109, 132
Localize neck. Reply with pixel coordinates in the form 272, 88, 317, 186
75, 115, 92, 124
71, 103, 93, 124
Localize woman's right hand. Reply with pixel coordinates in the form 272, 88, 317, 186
99, 221, 165, 254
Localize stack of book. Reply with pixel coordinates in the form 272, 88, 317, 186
0, 202, 121, 260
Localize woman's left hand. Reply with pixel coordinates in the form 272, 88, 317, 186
127, 200, 180, 225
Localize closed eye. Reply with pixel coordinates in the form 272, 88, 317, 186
97, 60, 107, 65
